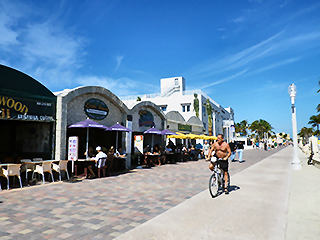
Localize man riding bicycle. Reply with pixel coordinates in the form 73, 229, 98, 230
206, 134, 231, 194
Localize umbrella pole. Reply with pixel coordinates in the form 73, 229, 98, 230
151, 134, 154, 152
86, 127, 89, 160
116, 131, 118, 151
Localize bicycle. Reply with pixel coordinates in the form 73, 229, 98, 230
209, 160, 230, 198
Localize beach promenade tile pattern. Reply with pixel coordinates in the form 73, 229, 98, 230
0, 147, 284, 239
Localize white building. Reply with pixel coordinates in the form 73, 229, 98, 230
121, 76, 235, 142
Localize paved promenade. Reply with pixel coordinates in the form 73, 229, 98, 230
0, 146, 319, 239
116, 147, 320, 240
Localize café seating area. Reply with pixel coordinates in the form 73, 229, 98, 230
0, 159, 70, 190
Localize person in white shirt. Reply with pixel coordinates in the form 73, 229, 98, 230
87, 146, 107, 178
203, 141, 210, 159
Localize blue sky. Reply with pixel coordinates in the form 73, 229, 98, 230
0, 0, 319, 137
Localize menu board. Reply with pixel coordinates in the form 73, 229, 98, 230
134, 135, 143, 154
68, 136, 79, 160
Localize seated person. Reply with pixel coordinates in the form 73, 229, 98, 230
143, 145, 151, 166
108, 146, 115, 155
189, 145, 197, 160
115, 147, 126, 157
165, 145, 172, 153
87, 146, 107, 178
153, 146, 162, 166
84, 146, 94, 158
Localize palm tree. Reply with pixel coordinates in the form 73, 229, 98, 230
193, 93, 199, 117
308, 114, 320, 132
298, 127, 314, 144
249, 119, 274, 140
206, 99, 213, 135
317, 79, 320, 112
235, 120, 248, 136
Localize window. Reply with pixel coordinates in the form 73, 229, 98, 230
160, 106, 167, 111
182, 105, 186, 112
187, 105, 190, 112
175, 78, 179, 86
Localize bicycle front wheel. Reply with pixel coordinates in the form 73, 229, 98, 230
209, 173, 219, 198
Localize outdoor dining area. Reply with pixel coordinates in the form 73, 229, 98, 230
132, 127, 217, 168
0, 159, 69, 190
0, 117, 217, 190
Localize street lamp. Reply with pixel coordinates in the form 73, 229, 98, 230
288, 83, 301, 170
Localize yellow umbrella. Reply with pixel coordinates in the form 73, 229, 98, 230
185, 133, 201, 139
199, 134, 211, 140
167, 133, 187, 139
199, 135, 217, 140
208, 136, 217, 140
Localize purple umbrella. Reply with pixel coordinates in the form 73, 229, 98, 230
161, 129, 177, 146
161, 129, 177, 135
107, 122, 132, 151
143, 127, 162, 152
68, 118, 109, 159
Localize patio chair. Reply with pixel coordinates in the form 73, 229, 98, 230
97, 157, 107, 178
52, 160, 70, 181
0, 164, 23, 190
20, 159, 34, 182
32, 161, 54, 183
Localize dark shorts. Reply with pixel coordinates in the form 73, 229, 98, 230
217, 160, 229, 172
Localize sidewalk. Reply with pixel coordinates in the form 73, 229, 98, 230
115, 147, 320, 240
285, 147, 320, 239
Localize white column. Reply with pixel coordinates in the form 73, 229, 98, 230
289, 84, 301, 170
126, 120, 132, 169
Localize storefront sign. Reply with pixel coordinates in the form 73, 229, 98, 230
84, 98, 109, 120
0, 95, 55, 121
178, 123, 192, 132
139, 110, 155, 127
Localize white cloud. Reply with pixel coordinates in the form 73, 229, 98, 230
233, 16, 245, 23
0, 1, 87, 89
115, 55, 124, 71
185, 30, 320, 80
75, 75, 152, 96
0, 14, 19, 49
249, 57, 300, 75
201, 69, 248, 89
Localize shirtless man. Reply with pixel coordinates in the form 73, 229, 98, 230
207, 134, 231, 194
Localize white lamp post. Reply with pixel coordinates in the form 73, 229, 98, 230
288, 84, 301, 170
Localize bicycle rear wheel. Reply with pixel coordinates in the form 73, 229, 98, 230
209, 173, 219, 198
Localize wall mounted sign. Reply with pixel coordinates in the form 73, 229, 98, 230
0, 95, 55, 121
178, 123, 192, 132
138, 110, 155, 127
84, 98, 109, 120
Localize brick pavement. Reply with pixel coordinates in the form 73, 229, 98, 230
0, 147, 285, 240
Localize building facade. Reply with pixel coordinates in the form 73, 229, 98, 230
121, 76, 235, 140
0, 65, 56, 162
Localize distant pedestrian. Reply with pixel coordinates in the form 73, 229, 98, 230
236, 142, 244, 163
203, 141, 210, 160
229, 140, 237, 162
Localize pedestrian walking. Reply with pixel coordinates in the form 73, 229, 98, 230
203, 141, 210, 159
236, 142, 244, 163
229, 140, 237, 162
